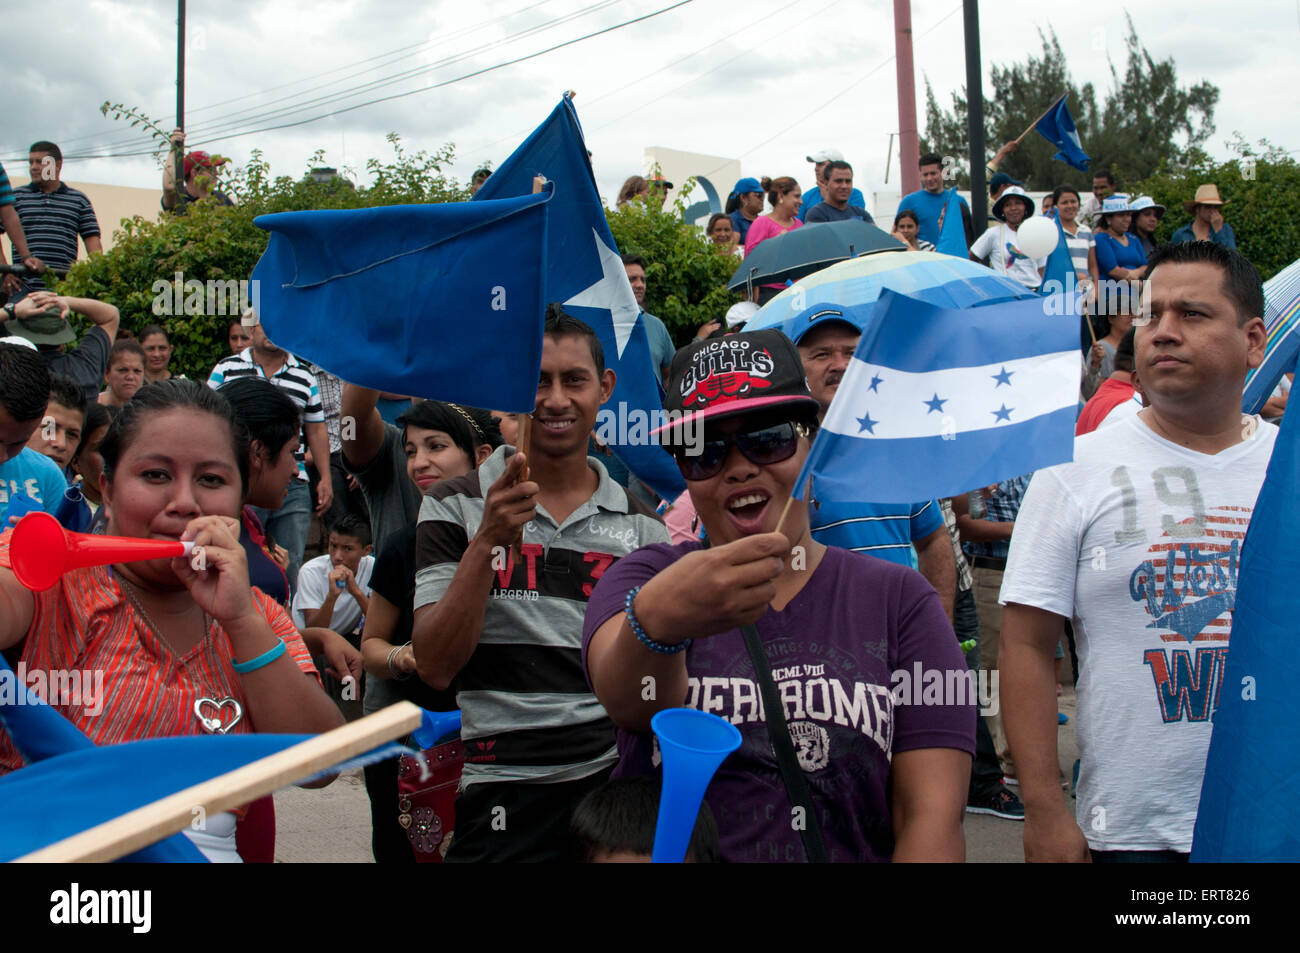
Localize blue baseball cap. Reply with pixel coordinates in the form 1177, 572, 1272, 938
732, 177, 763, 197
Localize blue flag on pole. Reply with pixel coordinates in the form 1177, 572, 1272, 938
1190, 406, 1300, 861
474, 96, 686, 499
1243, 257, 1300, 415
1034, 95, 1090, 171
251, 189, 552, 413
792, 289, 1079, 504
1037, 214, 1076, 294
935, 188, 969, 258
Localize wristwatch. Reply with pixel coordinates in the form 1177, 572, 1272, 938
2, 302, 16, 320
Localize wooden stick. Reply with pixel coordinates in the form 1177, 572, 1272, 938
1013, 92, 1067, 145
773, 495, 798, 540
15, 702, 423, 863
511, 413, 533, 564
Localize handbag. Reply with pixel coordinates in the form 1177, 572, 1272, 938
739, 623, 828, 863
395, 738, 463, 863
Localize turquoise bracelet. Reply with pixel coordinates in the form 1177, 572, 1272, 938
233, 638, 287, 674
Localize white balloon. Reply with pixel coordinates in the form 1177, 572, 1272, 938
1016, 215, 1059, 259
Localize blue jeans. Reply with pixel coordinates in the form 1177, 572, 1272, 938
250, 477, 311, 597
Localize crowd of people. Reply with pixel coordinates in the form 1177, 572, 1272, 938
0, 129, 1290, 865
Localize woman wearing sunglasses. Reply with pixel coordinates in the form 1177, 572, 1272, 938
583, 331, 975, 862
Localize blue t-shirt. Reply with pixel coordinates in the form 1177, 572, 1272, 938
0, 448, 68, 515
641, 311, 676, 377
799, 185, 867, 221
1169, 221, 1236, 250
804, 203, 874, 224
1093, 231, 1147, 276
729, 210, 757, 245
809, 498, 943, 566
896, 189, 971, 248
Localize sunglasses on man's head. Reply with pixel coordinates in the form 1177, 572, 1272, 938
672, 421, 810, 482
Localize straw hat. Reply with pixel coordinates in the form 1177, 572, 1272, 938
1183, 184, 1227, 213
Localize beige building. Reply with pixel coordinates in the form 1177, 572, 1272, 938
2, 176, 161, 261
643, 146, 741, 228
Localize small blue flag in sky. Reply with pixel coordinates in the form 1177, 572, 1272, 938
1034, 95, 1090, 172
251, 189, 552, 413
935, 188, 968, 258
474, 96, 686, 499
793, 289, 1079, 504
1191, 404, 1300, 861
1243, 256, 1300, 415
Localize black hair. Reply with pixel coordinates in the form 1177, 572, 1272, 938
472, 167, 492, 182
1051, 184, 1081, 206
29, 140, 61, 163
1145, 242, 1264, 326
138, 324, 169, 344
1114, 327, 1136, 373
1093, 170, 1116, 186
823, 159, 852, 178
108, 338, 147, 365
48, 374, 87, 418
544, 304, 605, 375
74, 401, 113, 463
99, 379, 249, 491
568, 776, 720, 863
918, 152, 943, 170
0, 343, 52, 422
218, 377, 301, 465
328, 512, 372, 548
396, 400, 502, 460
620, 253, 646, 270
706, 213, 731, 235
893, 208, 920, 228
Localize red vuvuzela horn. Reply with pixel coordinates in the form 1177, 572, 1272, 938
8, 512, 195, 592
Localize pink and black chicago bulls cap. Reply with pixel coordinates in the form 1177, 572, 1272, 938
651, 329, 820, 439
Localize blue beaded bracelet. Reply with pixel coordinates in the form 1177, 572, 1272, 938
625, 586, 691, 655
233, 638, 287, 674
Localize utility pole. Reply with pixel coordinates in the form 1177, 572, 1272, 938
174, 0, 186, 207
893, 0, 919, 195
964, 0, 987, 226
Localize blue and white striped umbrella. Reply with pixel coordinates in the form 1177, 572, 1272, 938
1243, 257, 1300, 415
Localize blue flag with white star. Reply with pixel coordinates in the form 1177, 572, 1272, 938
792, 289, 1079, 504
475, 97, 686, 499
1034, 95, 1090, 172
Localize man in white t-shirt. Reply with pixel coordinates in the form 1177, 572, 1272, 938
999, 242, 1273, 862
292, 513, 375, 637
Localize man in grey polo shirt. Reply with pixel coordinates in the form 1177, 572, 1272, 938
412, 307, 669, 862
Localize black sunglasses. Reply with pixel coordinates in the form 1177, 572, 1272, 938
672, 421, 809, 482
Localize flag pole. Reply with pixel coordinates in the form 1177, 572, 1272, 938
1014, 92, 1068, 145
512, 413, 532, 564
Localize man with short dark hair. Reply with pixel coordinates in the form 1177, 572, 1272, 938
3, 290, 120, 404
804, 161, 875, 224
799, 148, 866, 220
896, 152, 975, 251
620, 254, 676, 384
411, 307, 670, 862
1000, 242, 1275, 862
26, 374, 85, 473
0, 341, 67, 516
1079, 170, 1116, 231
10, 141, 102, 296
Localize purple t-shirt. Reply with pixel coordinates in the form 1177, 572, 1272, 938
582, 542, 975, 862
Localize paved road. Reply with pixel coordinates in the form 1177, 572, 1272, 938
275, 684, 1081, 863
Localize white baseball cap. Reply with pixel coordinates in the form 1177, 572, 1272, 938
0, 335, 38, 351
806, 148, 845, 164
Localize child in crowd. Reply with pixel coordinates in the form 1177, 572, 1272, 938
292, 513, 374, 639
569, 776, 719, 863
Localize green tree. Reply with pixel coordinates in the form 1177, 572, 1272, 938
604, 182, 741, 345
1132, 136, 1300, 282
922, 17, 1218, 192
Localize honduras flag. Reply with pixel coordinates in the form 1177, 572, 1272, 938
475, 95, 686, 499
251, 188, 552, 413
1191, 402, 1300, 861
793, 289, 1079, 504
1034, 95, 1090, 171
1242, 256, 1300, 415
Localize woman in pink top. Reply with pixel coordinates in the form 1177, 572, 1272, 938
743, 176, 803, 305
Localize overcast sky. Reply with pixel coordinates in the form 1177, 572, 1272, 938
4, 0, 1296, 208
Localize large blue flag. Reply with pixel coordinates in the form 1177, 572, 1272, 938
1034, 95, 1090, 171
1243, 256, 1300, 415
793, 289, 1079, 504
935, 188, 969, 258
1190, 406, 1300, 861
474, 96, 686, 499
251, 189, 552, 412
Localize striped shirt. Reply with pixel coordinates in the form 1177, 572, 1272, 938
809, 499, 943, 566
0, 161, 12, 207
0, 534, 316, 774
962, 475, 1032, 561
310, 365, 343, 453
1062, 223, 1093, 278
413, 445, 669, 788
207, 348, 323, 480
939, 498, 973, 592
10, 182, 100, 292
